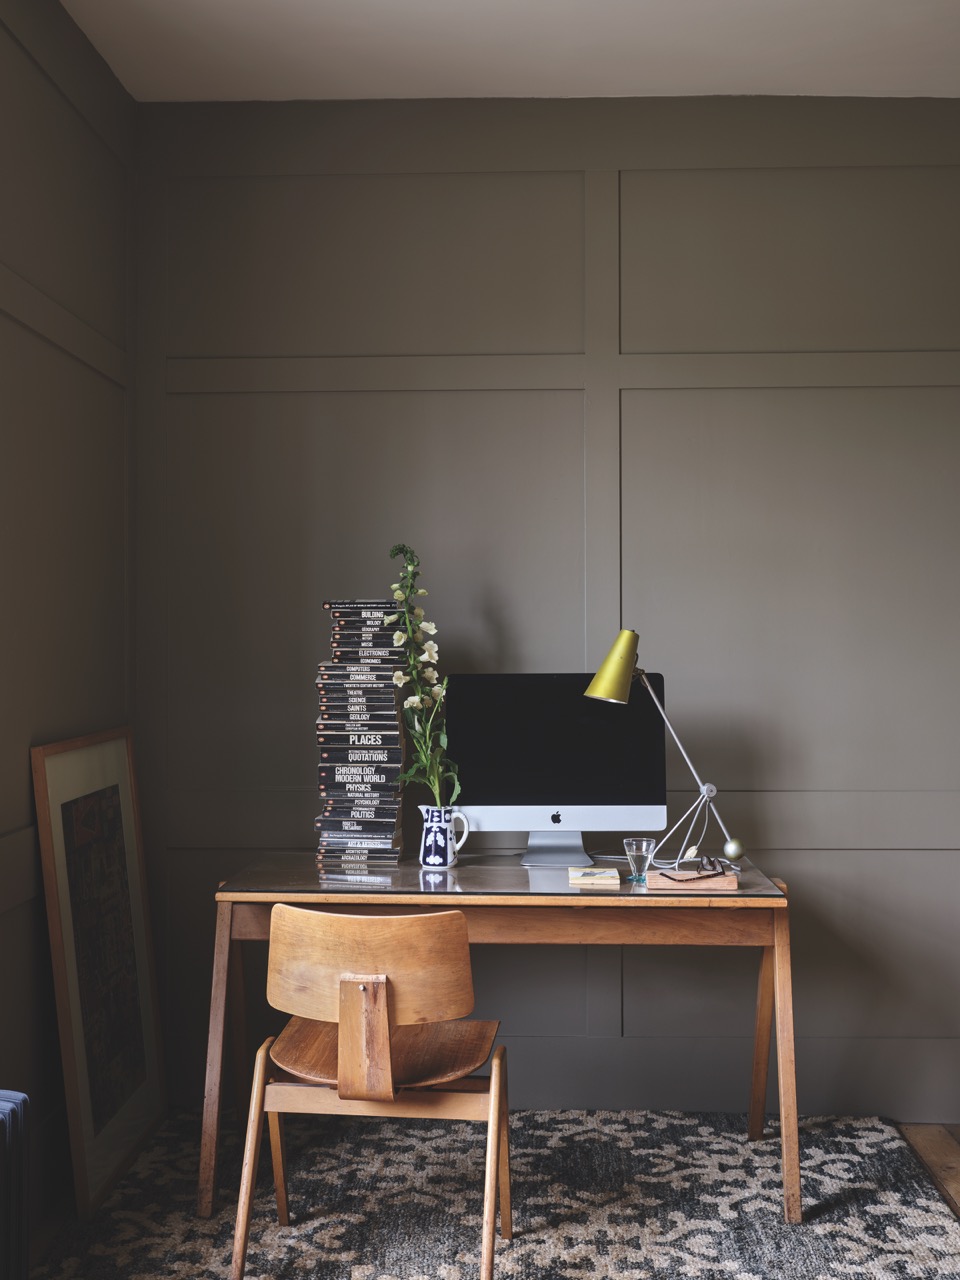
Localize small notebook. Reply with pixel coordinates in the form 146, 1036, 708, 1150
568, 866, 621, 889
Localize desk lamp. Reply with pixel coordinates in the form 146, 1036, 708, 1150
585, 629, 744, 869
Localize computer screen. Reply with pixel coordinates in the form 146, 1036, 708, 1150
444, 672, 667, 865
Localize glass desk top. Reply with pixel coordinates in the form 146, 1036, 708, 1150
219, 853, 784, 901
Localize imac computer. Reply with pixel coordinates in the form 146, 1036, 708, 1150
444, 672, 667, 867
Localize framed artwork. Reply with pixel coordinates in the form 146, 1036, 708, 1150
31, 727, 164, 1215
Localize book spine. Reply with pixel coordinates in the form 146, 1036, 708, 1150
317, 665, 396, 675
315, 871, 396, 884
322, 602, 395, 618
317, 746, 404, 766
325, 621, 393, 632
320, 788, 401, 798
317, 689, 399, 702
320, 727, 401, 737
317, 692, 399, 705
319, 815, 400, 829
330, 628, 396, 642
316, 837, 400, 851
316, 861, 401, 872
315, 849, 402, 862
318, 763, 403, 785
323, 599, 395, 608
319, 796, 401, 814
325, 638, 394, 648
314, 817, 400, 835
317, 665, 397, 684
317, 711, 399, 732
316, 729, 402, 747
318, 707, 399, 721
329, 649, 398, 663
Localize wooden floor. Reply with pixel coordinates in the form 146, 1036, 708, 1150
900, 1124, 960, 1218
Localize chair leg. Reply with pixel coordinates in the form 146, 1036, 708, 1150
480, 1046, 509, 1280
268, 1110, 289, 1226
231, 1038, 273, 1280
496, 1049, 512, 1240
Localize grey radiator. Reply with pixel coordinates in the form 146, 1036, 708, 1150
0, 1091, 28, 1280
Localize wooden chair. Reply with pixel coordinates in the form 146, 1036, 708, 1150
231, 905, 512, 1280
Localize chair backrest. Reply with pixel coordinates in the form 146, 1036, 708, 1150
266, 905, 475, 1026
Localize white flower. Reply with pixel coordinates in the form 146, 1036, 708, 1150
390, 583, 401, 590
419, 641, 439, 664
384, 613, 399, 625
392, 631, 406, 647
431, 685, 445, 701
413, 607, 425, 620
403, 695, 422, 709
392, 670, 410, 687
413, 630, 423, 644
393, 590, 405, 601
421, 667, 439, 685
416, 588, 428, 596
419, 620, 437, 635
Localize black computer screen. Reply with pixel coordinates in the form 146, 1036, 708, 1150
444, 672, 666, 806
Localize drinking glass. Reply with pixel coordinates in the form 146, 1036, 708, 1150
624, 837, 657, 884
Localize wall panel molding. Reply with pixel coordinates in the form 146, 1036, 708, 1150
618, 351, 960, 388
0, 259, 128, 385
166, 353, 585, 394
582, 170, 623, 666
166, 350, 960, 397
160, 785, 960, 853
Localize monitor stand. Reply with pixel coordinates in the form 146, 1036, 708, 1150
520, 830, 594, 868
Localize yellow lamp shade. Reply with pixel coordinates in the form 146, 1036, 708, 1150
584, 629, 640, 703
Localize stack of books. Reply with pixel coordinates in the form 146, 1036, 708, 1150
315, 599, 405, 875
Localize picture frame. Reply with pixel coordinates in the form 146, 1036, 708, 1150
31, 727, 164, 1216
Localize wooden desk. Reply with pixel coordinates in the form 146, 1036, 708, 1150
198, 854, 800, 1223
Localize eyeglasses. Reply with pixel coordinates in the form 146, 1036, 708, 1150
658, 855, 729, 883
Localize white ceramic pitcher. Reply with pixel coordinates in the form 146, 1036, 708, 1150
418, 804, 470, 867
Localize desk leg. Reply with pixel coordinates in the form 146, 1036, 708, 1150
198, 900, 233, 1218
228, 938, 251, 1110
748, 945, 775, 1140
773, 908, 802, 1224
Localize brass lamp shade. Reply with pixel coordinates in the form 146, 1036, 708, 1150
584, 629, 640, 703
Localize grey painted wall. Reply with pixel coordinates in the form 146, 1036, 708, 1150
137, 97, 960, 1121
6, 3, 957, 1232
0, 0, 135, 1225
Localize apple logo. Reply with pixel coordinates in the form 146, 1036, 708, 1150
551, 811, 562, 825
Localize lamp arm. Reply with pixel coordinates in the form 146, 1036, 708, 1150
638, 671, 706, 792
637, 670, 737, 849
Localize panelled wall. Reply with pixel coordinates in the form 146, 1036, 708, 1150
0, 0, 134, 1220
136, 98, 960, 1118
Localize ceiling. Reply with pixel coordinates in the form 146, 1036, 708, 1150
59, 0, 960, 103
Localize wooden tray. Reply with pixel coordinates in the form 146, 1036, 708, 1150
645, 868, 740, 892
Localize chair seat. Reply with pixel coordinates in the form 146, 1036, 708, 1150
270, 1015, 500, 1088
